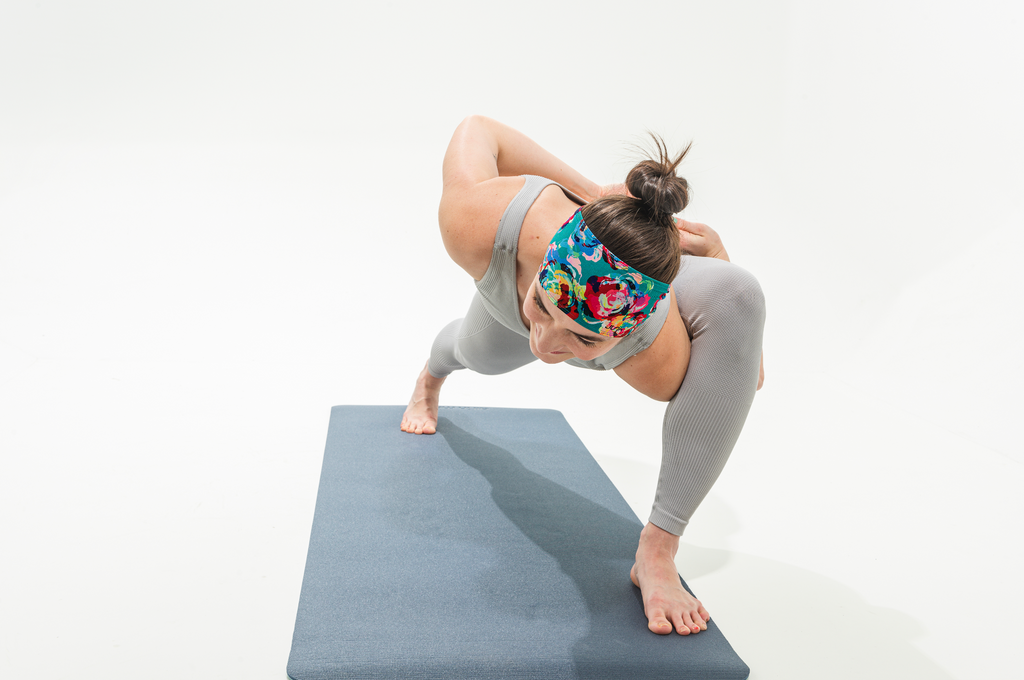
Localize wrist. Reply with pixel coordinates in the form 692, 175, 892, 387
576, 179, 603, 204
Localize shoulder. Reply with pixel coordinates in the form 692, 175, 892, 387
439, 177, 581, 281
517, 183, 584, 265
613, 290, 691, 402
438, 176, 526, 281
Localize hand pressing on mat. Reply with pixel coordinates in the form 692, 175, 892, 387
400, 362, 446, 435
631, 522, 710, 635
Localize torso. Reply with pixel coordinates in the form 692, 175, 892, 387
445, 176, 692, 402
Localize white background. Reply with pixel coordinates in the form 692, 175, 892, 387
1, 1, 1021, 678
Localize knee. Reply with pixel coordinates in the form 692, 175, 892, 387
427, 318, 466, 378
721, 270, 765, 360
698, 264, 765, 328
675, 261, 765, 346
727, 268, 766, 329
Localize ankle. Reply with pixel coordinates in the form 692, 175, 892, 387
417, 363, 447, 390
637, 522, 680, 561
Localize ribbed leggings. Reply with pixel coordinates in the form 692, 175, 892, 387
428, 256, 766, 536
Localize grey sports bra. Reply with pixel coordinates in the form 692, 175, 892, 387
473, 175, 670, 371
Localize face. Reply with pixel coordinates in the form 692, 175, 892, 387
523, 277, 622, 364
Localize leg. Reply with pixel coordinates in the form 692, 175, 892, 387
401, 293, 537, 434
632, 257, 766, 634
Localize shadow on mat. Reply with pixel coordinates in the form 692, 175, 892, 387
419, 418, 958, 680
437, 418, 727, 678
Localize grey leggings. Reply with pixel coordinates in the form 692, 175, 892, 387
429, 256, 766, 536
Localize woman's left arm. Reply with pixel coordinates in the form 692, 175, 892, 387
438, 115, 604, 278
442, 115, 602, 201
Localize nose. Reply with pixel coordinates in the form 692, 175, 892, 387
533, 322, 561, 354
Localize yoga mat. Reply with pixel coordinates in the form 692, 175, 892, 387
287, 405, 749, 680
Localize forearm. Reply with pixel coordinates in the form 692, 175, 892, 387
444, 115, 601, 202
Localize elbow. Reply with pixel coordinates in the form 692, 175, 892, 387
457, 114, 494, 133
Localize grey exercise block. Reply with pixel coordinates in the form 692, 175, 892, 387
287, 405, 749, 680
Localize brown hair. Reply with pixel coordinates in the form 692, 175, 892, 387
580, 135, 691, 283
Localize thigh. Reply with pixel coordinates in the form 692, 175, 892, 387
455, 293, 538, 376
672, 256, 764, 392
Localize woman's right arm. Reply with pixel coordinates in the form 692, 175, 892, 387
674, 218, 730, 261
438, 116, 600, 279
595, 183, 730, 261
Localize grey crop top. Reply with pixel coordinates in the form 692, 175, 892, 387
473, 175, 670, 371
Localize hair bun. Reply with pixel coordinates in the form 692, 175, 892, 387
625, 136, 692, 218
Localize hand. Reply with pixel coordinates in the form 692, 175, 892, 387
674, 218, 729, 261
595, 182, 630, 200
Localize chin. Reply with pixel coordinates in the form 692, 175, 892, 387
534, 352, 571, 364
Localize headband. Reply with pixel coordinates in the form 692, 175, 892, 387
538, 210, 670, 338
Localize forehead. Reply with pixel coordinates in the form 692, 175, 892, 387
534, 281, 609, 342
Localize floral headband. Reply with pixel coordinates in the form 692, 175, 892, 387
538, 210, 670, 338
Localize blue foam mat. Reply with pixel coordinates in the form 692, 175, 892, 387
287, 405, 749, 680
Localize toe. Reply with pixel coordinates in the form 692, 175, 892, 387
649, 616, 673, 635
671, 612, 690, 635
645, 598, 674, 635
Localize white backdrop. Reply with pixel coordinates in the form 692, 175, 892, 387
1, 1, 1021, 678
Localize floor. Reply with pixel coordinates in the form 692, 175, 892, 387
1, 2, 1021, 678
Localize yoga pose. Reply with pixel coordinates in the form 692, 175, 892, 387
402, 116, 765, 636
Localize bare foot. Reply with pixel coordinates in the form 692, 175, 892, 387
630, 522, 710, 635
400, 361, 446, 435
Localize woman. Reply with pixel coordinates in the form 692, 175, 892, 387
401, 116, 765, 636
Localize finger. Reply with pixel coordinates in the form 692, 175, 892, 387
678, 231, 704, 255
674, 218, 707, 235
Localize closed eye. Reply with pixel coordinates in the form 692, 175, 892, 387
574, 334, 597, 348
533, 292, 552, 317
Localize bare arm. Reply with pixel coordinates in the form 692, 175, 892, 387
596, 184, 731, 262
441, 115, 601, 199
438, 116, 601, 278
674, 218, 730, 262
